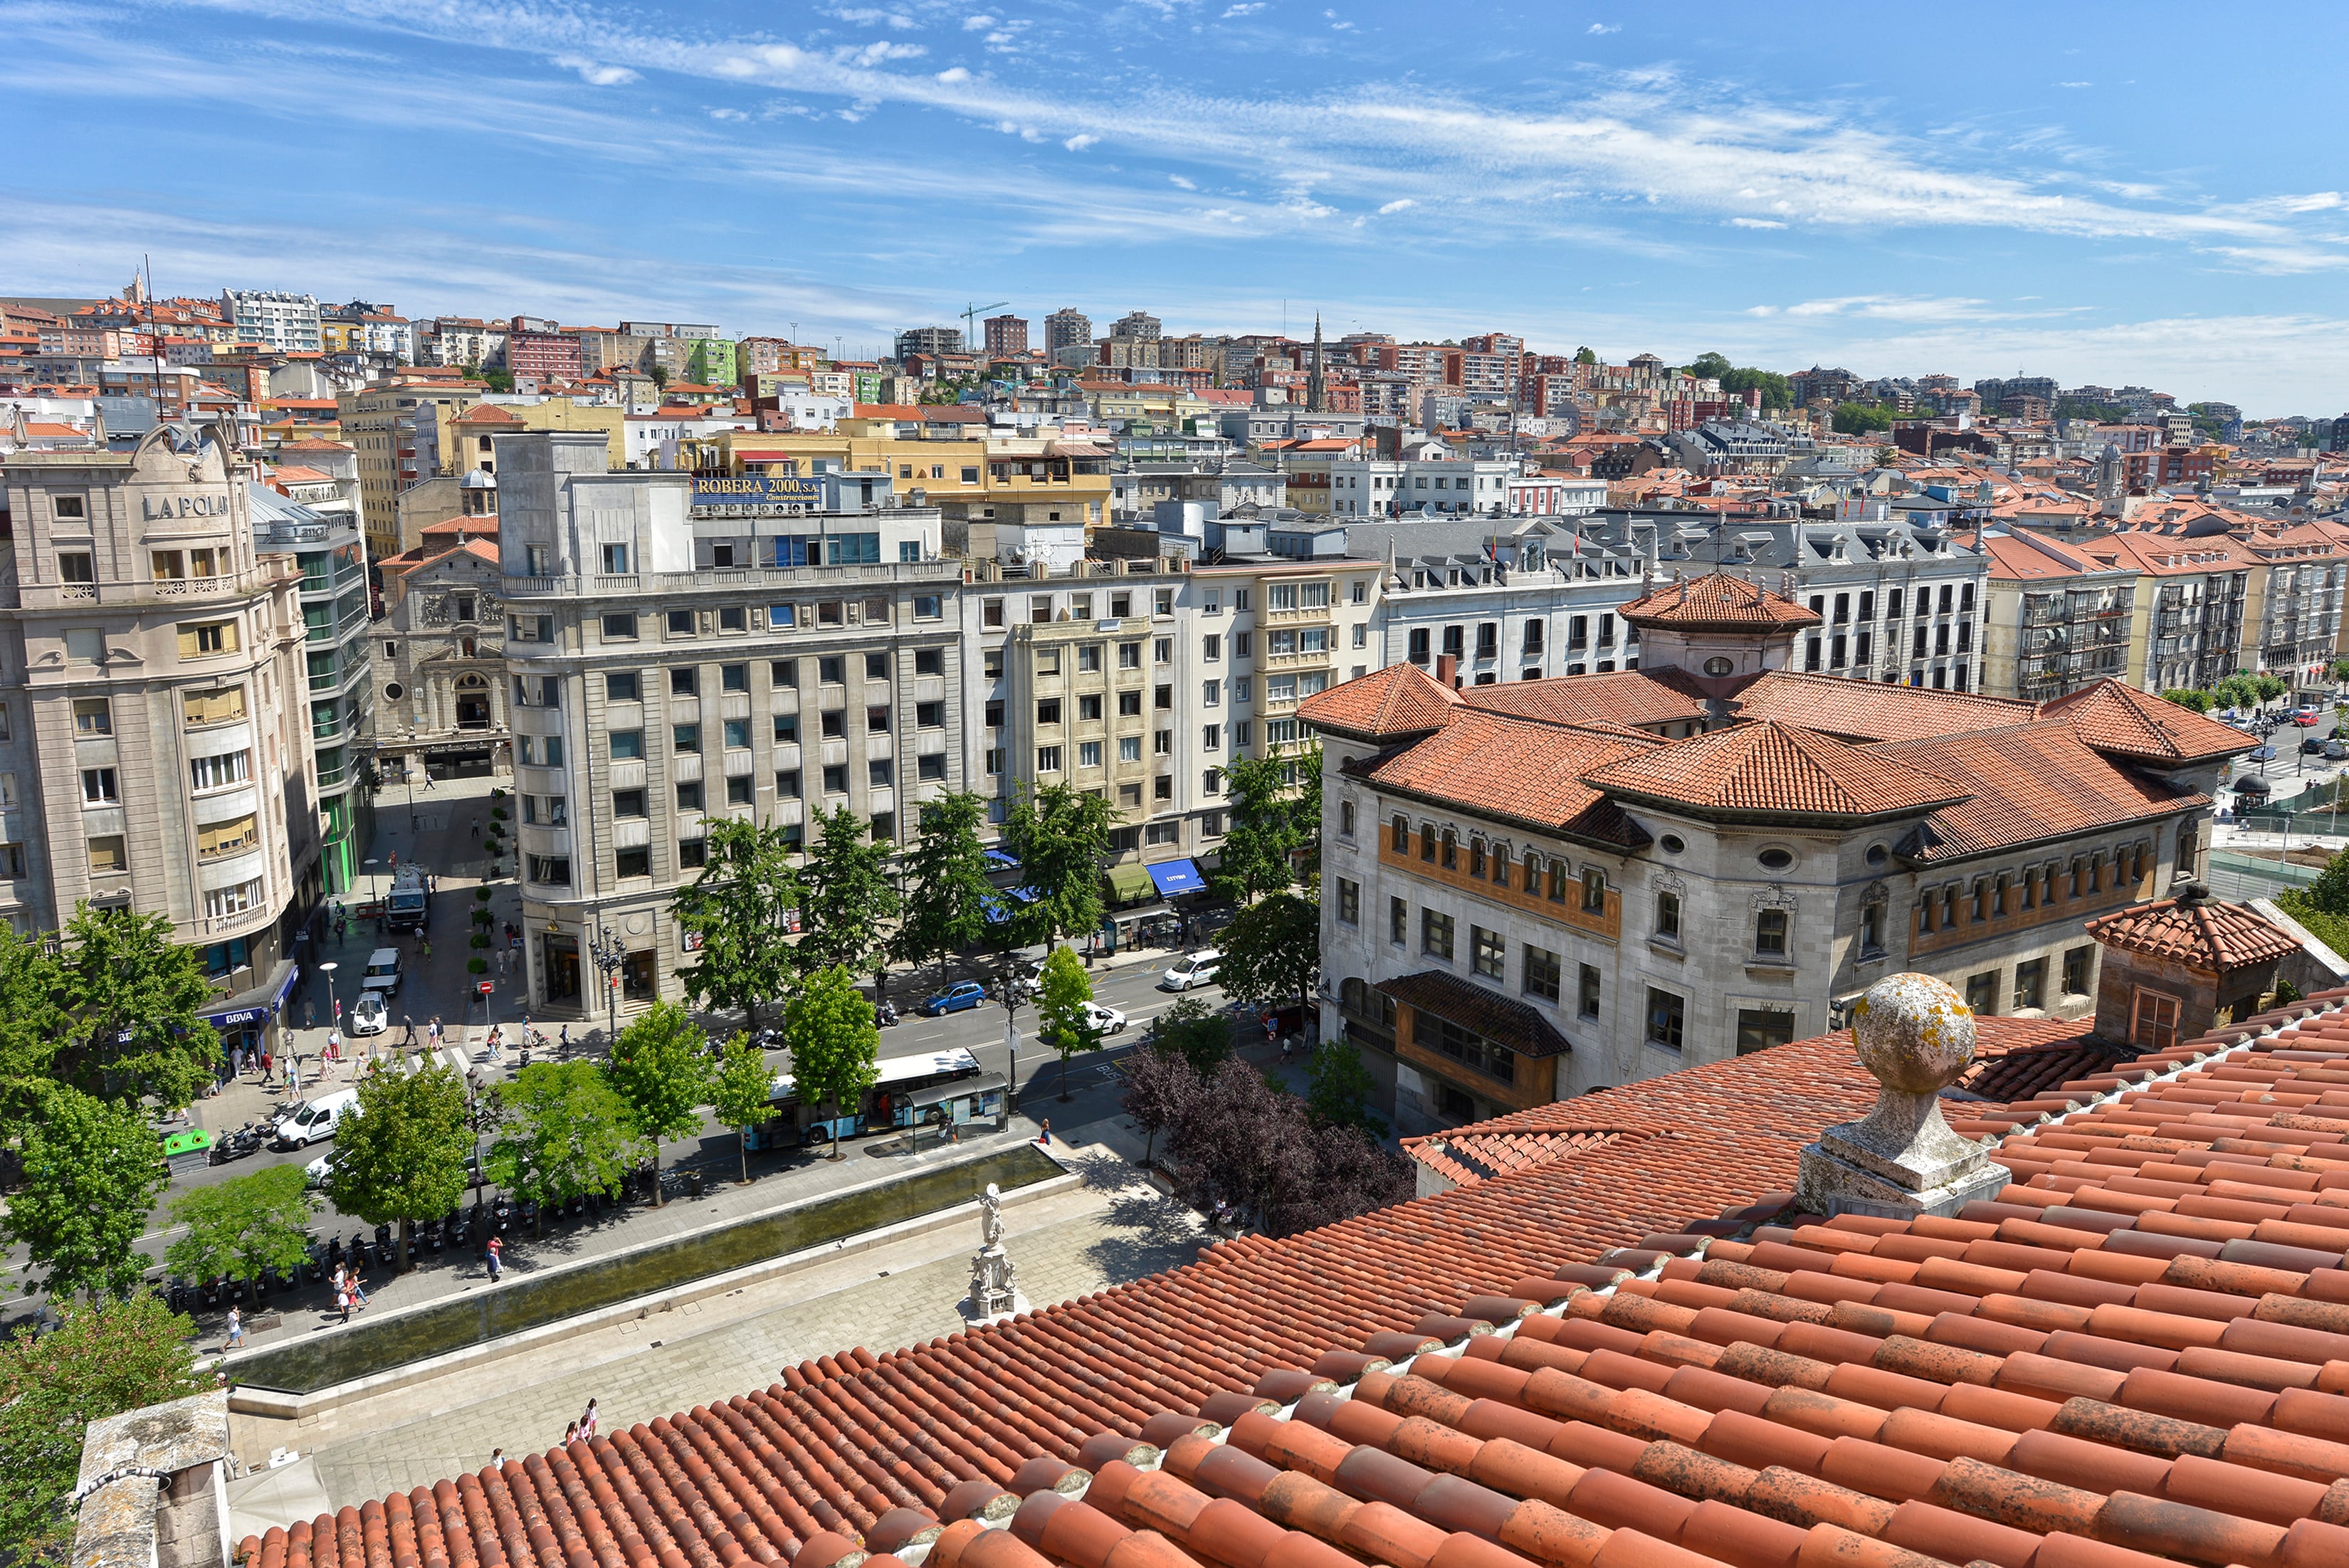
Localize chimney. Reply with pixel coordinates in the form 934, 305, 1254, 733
1436, 653, 1459, 688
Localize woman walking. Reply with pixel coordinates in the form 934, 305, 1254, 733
225, 1305, 244, 1351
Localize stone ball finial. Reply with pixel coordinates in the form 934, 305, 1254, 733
1849, 972, 1976, 1095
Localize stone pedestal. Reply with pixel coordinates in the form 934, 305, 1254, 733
1799, 973, 2007, 1221
960, 1243, 1027, 1327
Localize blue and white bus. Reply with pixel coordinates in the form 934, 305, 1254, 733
742, 1046, 1001, 1149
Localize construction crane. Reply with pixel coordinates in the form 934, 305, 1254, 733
961, 300, 1010, 354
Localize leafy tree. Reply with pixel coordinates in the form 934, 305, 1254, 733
52, 906, 221, 1111
781, 966, 879, 1159
795, 806, 902, 981
1034, 947, 1102, 1102
487, 1062, 640, 1233
1119, 1040, 1199, 1165
164, 1164, 314, 1287
2160, 688, 2213, 713
2306, 843, 2349, 916
1719, 365, 1793, 411
1685, 351, 1733, 382
0, 1293, 202, 1565
708, 1031, 777, 1183
2255, 673, 2290, 703
890, 793, 996, 977
322, 1063, 471, 1268
1831, 401, 1895, 435
1305, 1040, 1384, 1134
646, 364, 668, 390
604, 1001, 714, 1204
1, 1086, 167, 1300
671, 816, 801, 1031
1573, 347, 1597, 365
1288, 743, 1324, 890
999, 782, 1117, 945
1156, 1056, 1410, 1236
0, 927, 68, 1130
2213, 673, 2261, 711
1215, 754, 1304, 904
1153, 996, 1234, 1075
1216, 891, 1321, 1021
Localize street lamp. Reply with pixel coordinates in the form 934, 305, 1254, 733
587, 921, 625, 1048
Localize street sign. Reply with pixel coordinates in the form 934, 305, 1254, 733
477, 981, 493, 996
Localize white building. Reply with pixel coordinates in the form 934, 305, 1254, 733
220, 290, 322, 353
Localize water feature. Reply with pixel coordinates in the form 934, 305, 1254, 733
231, 1142, 1062, 1395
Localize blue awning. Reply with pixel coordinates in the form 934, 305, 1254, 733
979, 885, 1044, 924
201, 959, 300, 1027
1147, 858, 1206, 896
984, 849, 1020, 870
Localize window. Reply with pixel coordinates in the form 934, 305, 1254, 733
1755, 908, 1789, 957
917, 700, 945, 730
609, 730, 643, 759
2130, 988, 2179, 1051
602, 543, 630, 574
616, 847, 652, 878
177, 620, 237, 657
75, 697, 113, 735
53, 495, 85, 519
820, 710, 846, 739
1471, 925, 1505, 979
918, 753, 947, 782
1736, 1009, 1794, 1056
1337, 878, 1360, 925
1201, 725, 1221, 752
673, 723, 700, 753
1079, 740, 1104, 768
1078, 646, 1101, 674
724, 718, 751, 749
1422, 909, 1456, 961
1202, 681, 1221, 708
2015, 958, 2047, 1011
668, 611, 696, 637
60, 551, 95, 583
189, 750, 250, 791
773, 714, 799, 744
602, 613, 638, 641
823, 764, 848, 794
1037, 698, 1063, 726
606, 671, 640, 702
1119, 641, 1142, 670
1860, 898, 1884, 955
982, 597, 1005, 629
1422, 1013, 1514, 1084
613, 789, 647, 818
2063, 945, 2093, 996
720, 663, 749, 693
668, 667, 698, 698
1469, 839, 1487, 878
1340, 800, 1356, 837
776, 769, 802, 797
1038, 746, 1063, 773
679, 838, 708, 870
866, 706, 890, 735
88, 835, 127, 874
1441, 830, 1458, 869
80, 767, 118, 804
1571, 963, 1599, 1020
1154, 729, 1172, 755
1204, 634, 1221, 662
914, 594, 942, 621
1118, 736, 1142, 762
1389, 897, 1408, 945
676, 781, 704, 813
772, 658, 799, 690
868, 759, 892, 787
1154, 637, 1173, 665
1145, 817, 1179, 841
204, 879, 266, 919
1524, 945, 1561, 1002
1391, 814, 1411, 851
819, 656, 846, 685
1965, 971, 1999, 1016
1202, 767, 1223, 795
984, 650, 1004, 679
528, 855, 572, 885
196, 812, 258, 861
1155, 685, 1173, 712
1409, 628, 1431, 665
1581, 867, 1607, 912
1646, 988, 1684, 1051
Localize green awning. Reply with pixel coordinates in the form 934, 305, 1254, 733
1105, 863, 1155, 902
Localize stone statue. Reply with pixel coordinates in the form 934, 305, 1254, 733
979, 1182, 1005, 1248
962, 1181, 1026, 1326
1797, 972, 2007, 1220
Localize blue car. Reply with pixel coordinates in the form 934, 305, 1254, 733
920, 982, 987, 1016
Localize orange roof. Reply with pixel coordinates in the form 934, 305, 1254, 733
1295, 661, 1461, 740
1462, 668, 1707, 731
2083, 886, 2299, 969
270, 465, 330, 484
1879, 718, 2208, 858
455, 404, 525, 425
1580, 718, 1967, 820
2039, 678, 2253, 767
1617, 570, 1821, 631
1361, 707, 1656, 845
1733, 670, 2039, 744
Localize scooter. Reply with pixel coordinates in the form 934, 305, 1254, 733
876, 1001, 901, 1028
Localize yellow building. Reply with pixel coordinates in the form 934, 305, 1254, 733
338, 377, 483, 558
430, 400, 624, 485
679, 428, 1112, 528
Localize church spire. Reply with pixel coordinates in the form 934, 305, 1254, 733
1306, 313, 1327, 414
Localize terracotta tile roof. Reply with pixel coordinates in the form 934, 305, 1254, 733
1462, 668, 1707, 732
1296, 661, 1461, 741
2083, 889, 2302, 970
1617, 571, 1822, 632
2040, 679, 2255, 767
1375, 969, 1576, 1061
455, 404, 525, 424
1402, 1125, 1635, 1189
1881, 720, 2206, 860
1581, 719, 1970, 821
1356, 709, 1656, 847
1732, 670, 2039, 744
1949, 1033, 2145, 1114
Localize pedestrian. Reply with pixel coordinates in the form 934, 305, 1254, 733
402, 1015, 416, 1046
470, 817, 480, 838
559, 1024, 570, 1057
421, 935, 432, 961
350, 1267, 368, 1307
424, 772, 435, 790
580, 1398, 597, 1438
486, 1234, 503, 1282
225, 1305, 244, 1350
1037, 1117, 1051, 1147
337, 1284, 351, 1324
564, 1421, 579, 1446
430, 1016, 443, 1046
487, 1025, 502, 1061
260, 1047, 273, 1080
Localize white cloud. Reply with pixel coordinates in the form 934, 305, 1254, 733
1376, 197, 1413, 214
832, 7, 915, 26
708, 106, 748, 122
2053, 80, 2092, 88
1170, 173, 1197, 189
935, 65, 970, 82
963, 12, 997, 27
1063, 133, 1097, 150
1728, 216, 1784, 228
845, 41, 926, 66
1587, 22, 1619, 33
553, 54, 639, 86
1221, 2, 1264, 14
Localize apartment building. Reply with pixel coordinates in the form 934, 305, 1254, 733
2241, 524, 2347, 693
1322, 457, 1520, 517
0, 424, 318, 1041
1965, 529, 2136, 704
337, 376, 483, 558
497, 431, 977, 1020
221, 290, 322, 353
1308, 572, 2243, 1134
2076, 530, 2252, 693
377, 515, 508, 782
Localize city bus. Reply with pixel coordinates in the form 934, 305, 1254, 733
742, 1046, 999, 1149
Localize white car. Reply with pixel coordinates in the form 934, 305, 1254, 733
304, 1145, 346, 1189
349, 992, 389, 1036
1083, 1002, 1128, 1035
1157, 949, 1223, 992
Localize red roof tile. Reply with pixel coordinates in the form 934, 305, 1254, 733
1733, 670, 2039, 744
1880, 720, 2207, 859
2040, 680, 2255, 767
1617, 572, 1821, 632
1357, 710, 1656, 846
1580, 720, 1970, 820
1297, 661, 1461, 741
1462, 668, 1707, 732
2084, 889, 2301, 970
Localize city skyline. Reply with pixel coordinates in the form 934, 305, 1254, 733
4, 1, 2347, 409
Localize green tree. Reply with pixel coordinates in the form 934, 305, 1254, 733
1288, 742, 1324, 890
646, 364, 668, 390
1214, 891, 1321, 1022
1000, 781, 1116, 945
795, 806, 902, 982
1152, 996, 1233, 1075
2160, 688, 2213, 713
322, 1063, 472, 1269
1719, 366, 1793, 411
604, 1001, 713, 1203
164, 1164, 314, 1288
1832, 401, 1895, 435
0, 1293, 202, 1564
1573, 347, 1597, 365
890, 793, 995, 977
487, 1061, 640, 1233
52, 905, 221, 1110
1685, 351, 1733, 382
2255, 673, 2290, 703
2330, 658, 2349, 685
1, 1086, 167, 1300
782, 966, 880, 1158
2307, 843, 2349, 916
1215, 754, 1303, 904
2213, 673, 2260, 710
1034, 946, 1101, 1102
708, 1031, 777, 1183
1305, 1040, 1384, 1135
671, 816, 801, 1031
0, 927, 68, 1130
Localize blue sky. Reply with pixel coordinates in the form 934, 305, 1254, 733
6, 1, 2347, 411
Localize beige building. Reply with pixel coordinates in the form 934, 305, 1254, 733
0, 425, 319, 1042
338, 376, 482, 558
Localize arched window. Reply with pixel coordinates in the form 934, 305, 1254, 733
1581, 866, 1607, 912
1441, 830, 1459, 870
1469, 838, 1487, 878
1547, 859, 1569, 903
1392, 813, 1410, 852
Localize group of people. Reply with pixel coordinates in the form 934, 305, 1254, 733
334, 1262, 369, 1323
561, 1399, 600, 1446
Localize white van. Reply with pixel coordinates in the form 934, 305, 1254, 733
1158, 949, 1224, 992
273, 1088, 359, 1149
360, 947, 401, 999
